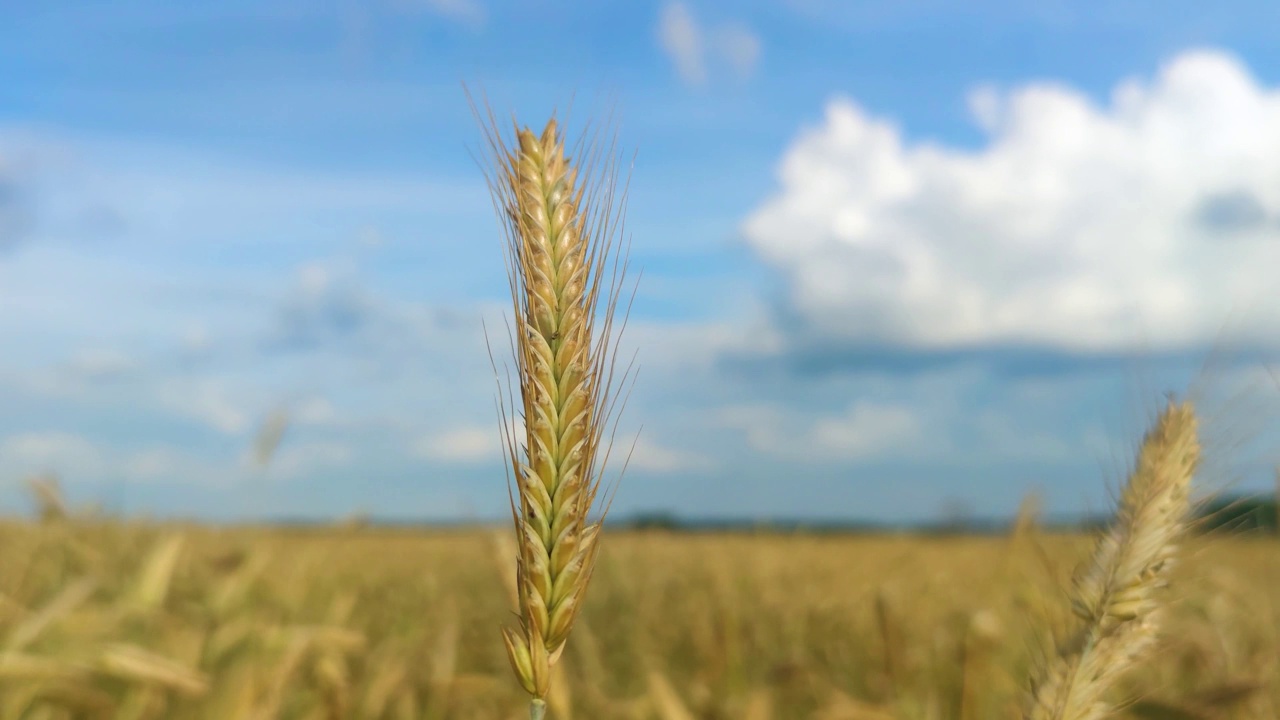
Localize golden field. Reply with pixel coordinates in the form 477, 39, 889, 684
0, 519, 1275, 719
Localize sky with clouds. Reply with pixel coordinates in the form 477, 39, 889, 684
3, 0, 1280, 524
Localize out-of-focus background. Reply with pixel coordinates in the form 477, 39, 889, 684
5, 4, 1280, 719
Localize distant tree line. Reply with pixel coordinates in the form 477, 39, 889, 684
1195, 495, 1279, 534
616, 494, 1280, 535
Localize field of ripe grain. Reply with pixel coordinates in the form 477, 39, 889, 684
1, 522, 1277, 720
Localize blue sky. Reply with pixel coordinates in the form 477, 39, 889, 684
3, 0, 1280, 524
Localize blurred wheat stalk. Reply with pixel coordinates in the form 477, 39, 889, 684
471, 97, 636, 720
1025, 397, 1200, 720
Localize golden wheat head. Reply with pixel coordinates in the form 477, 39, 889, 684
1025, 398, 1200, 720
471, 95, 636, 717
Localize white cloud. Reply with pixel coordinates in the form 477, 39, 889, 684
356, 225, 384, 249
0, 431, 239, 488
658, 3, 761, 86
0, 432, 104, 474
659, 2, 707, 86
717, 400, 923, 461
14, 346, 141, 401
263, 441, 354, 481
743, 49, 1280, 354
623, 435, 713, 472
180, 324, 212, 358
156, 379, 251, 435
0, 158, 32, 251
410, 418, 704, 474
123, 447, 194, 482
714, 22, 761, 81
811, 401, 921, 458
265, 260, 381, 351
970, 408, 1074, 462
67, 348, 136, 380
294, 396, 338, 426
616, 319, 740, 373
712, 370, 1119, 466
415, 425, 503, 463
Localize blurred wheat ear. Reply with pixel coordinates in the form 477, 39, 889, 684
469, 92, 638, 720
1025, 397, 1200, 720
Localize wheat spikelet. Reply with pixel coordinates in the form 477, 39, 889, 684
471, 96, 635, 719
1025, 398, 1200, 720
97, 643, 210, 697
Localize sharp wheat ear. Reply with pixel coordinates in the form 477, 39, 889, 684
469, 92, 636, 720
1025, 398, 1200, 720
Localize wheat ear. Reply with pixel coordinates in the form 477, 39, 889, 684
1025, 398, 1200, 720
472, 102, 635, 720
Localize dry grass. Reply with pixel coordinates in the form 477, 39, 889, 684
0, 520, 1277, 719
471, 102, 635, 720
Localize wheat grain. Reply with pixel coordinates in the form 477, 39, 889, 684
470, 97, 636, 720
1025, 398, 1200, 720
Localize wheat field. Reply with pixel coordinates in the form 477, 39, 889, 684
0, 516, 1276, 719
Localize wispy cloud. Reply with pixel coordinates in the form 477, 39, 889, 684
390, 0, 487, 28
625, 435, 714, 472
716, 401, 926, 462
714, 22, 761, 82
265, 263, 377, 353
66, 348, 137, 381
657, 2, 761, 87
156, 378, 253, 436
0, 172, 31, 252
0, 431, 254, 488
414, 425, 500, 463
810, 401, 922, 459
658, 2, 707, 86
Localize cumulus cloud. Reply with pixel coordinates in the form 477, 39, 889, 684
742, 49, 1280, 370
658, 2, 761, 86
